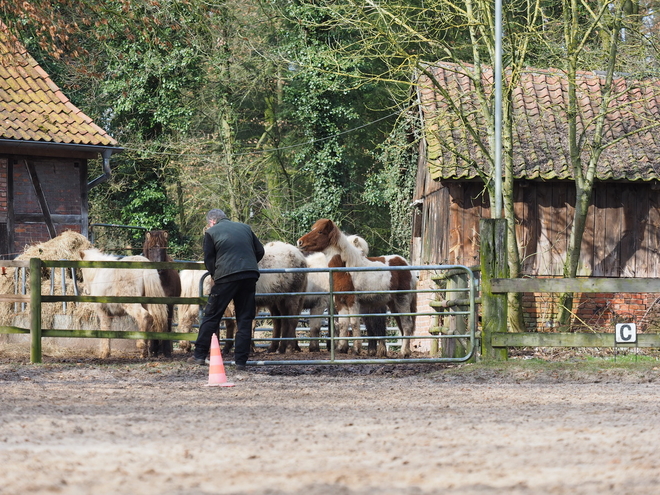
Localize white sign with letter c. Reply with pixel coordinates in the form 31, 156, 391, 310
615, 323, 637, 344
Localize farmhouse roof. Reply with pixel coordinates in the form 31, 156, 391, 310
419, 63, 660, 182
0, 21, 120, 154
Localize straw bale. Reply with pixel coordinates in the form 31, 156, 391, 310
0, 231, 97, 327
16, 230, 93, 263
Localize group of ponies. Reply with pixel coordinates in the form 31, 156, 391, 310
79, 220, 417, 359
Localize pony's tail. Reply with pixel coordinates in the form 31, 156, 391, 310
143, 270, 169, 333
177, 270, 196, 330
177, 270, 214, 332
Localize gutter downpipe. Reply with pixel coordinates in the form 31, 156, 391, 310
88, 148, 114, 189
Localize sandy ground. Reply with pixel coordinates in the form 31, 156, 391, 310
1, 353, 660, 495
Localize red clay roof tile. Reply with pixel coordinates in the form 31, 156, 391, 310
0, 22, 117, 148
421, 62, 660, 182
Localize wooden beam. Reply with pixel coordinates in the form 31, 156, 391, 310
0, 260, 30, 268
41, 329, 198, 340
0, 294, 30, 302
25, 160, 56, 238
491, 277, 660, 293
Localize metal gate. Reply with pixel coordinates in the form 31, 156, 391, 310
234, 264, 479, 365
5, 260, 479, 364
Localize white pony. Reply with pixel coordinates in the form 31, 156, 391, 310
177, 241, 308, 355
79, 248, 169, 358
254, 241, 307, 354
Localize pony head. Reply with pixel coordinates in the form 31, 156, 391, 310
297, 219, 340, 253
346, 235, 369, 256
143, 230, 170, 262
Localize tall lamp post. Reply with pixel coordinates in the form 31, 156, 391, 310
494, 0, 503, 219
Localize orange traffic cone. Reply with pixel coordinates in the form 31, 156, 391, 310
206, 333, 235, 387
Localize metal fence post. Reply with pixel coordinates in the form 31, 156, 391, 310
30, 257, 42, 363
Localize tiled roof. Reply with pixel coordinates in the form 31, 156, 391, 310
419, 63, 660, 182
0, 22, 117, 147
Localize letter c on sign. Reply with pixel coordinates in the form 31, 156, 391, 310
620, 325, 632, 341
615, 323, 637, 344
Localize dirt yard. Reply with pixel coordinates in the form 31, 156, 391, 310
1, 351, 660, 495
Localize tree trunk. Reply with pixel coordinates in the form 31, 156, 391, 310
557, 0, 622, 328
556, 182, 592, 326
502, 90, 526, 333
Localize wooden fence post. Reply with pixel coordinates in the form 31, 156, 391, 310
30, 257, 42, 364
480, 218, 508, 360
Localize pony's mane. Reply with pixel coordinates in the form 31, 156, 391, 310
81, 248, 120, 262
335, 228, 383, 268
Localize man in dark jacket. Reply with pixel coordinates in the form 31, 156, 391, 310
192, 209, 265, 369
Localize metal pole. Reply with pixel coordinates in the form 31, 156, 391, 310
30, 257, 42, 363
494, 0, 503, 219
328, 269, 336, 361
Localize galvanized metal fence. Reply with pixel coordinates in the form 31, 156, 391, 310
0, 258, 478, 365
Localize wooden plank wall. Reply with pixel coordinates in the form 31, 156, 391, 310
412, 179, 660, 277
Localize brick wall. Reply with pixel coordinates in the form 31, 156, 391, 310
14, 223, 82, 253
10, 159, 83, 254
522, 291, 660, 332
13, 160, 81, 215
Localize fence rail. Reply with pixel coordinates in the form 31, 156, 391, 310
0, 258, 479, 365
480, 218, 660, 359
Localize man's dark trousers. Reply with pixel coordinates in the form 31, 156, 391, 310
194, 278, 257, 366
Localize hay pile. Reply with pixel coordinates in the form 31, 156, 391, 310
17, 230, 93, 263
0, 231, 97, 328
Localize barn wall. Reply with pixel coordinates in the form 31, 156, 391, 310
413, 179, 660, 277
3, 156, 86, 256
412, 178, 660, 332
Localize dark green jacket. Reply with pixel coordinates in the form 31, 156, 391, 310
203, 218, 265, 283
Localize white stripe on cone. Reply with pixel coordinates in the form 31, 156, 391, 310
206, 333, 235, 387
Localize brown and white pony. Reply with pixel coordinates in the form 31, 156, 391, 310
304, 244, 365, 353
297, 219, 416, 358
142, 230, 181, 357
79, 248, 169, 358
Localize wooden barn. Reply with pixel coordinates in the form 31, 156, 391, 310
0, 22, 122, 259
412, 63, 660, 332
